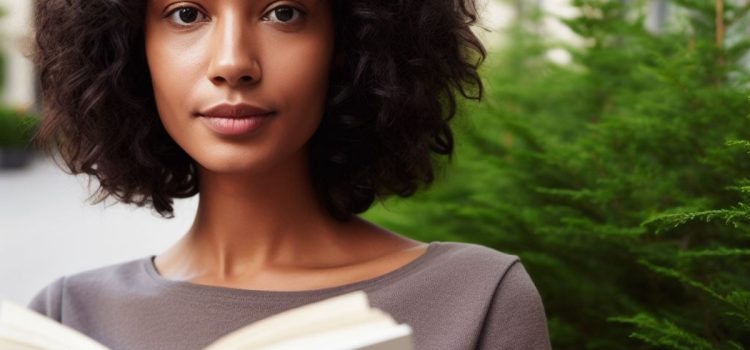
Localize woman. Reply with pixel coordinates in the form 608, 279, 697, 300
28, 0, 551, 349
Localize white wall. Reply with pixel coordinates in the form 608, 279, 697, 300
0, 0, 34, 108
0, 157, 196, 306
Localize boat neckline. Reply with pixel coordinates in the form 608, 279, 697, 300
142, 241, 444, 299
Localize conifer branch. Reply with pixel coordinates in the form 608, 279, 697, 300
609, 314, 715, 350
726, 4, 750, 26
716, 0, 725, 47
678, 248, 750, 258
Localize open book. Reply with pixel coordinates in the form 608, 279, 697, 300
0, 291, 413, 350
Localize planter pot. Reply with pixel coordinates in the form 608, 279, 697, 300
0, 147, 34, 169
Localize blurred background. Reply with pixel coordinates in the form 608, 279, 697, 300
2, 0, 750, 349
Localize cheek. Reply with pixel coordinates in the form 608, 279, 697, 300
145, 34, 205, 130
263, 34, 334, 143
145, 33, 215, 170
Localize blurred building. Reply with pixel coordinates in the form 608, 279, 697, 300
0, 0, 34, 109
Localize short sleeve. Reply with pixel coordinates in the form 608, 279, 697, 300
476, 260, 551, 350
27, 276, 66, 322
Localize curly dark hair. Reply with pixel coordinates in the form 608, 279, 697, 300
32, 0, 487, 221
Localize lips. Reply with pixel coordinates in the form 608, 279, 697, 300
198, 103, 275, 136
199, 103, 275, 118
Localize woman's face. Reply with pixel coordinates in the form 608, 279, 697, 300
144, 0, 335, 175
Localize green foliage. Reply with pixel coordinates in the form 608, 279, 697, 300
0, 6, 36, 149
0, 106, 38, 148
364, 0, 750, 348
609, 314, 716, 350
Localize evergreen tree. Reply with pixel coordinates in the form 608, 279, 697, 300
364, 0, 750, 348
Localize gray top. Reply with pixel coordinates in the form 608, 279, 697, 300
27, 241, 551, 350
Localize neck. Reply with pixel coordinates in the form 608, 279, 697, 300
174, 149, 366, 280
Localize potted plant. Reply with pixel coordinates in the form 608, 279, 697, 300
0, 105, 38, 169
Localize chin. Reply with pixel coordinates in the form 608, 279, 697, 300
196, 158, 273, 176
189, 147, 274, 176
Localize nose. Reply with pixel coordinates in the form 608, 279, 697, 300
206, 11, 261, 87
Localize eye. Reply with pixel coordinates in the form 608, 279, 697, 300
166, 6, 208, 27
263, 5, 305, 24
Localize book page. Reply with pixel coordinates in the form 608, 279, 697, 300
205, 291, 401, 350
212, 308, 399, 349
0, 300, 109, 350
258, 323, 413, 350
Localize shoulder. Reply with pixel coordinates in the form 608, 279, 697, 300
429, 241, 542, 303
433, 242, 553, 349
429, 241, 521, 280
477, 259, 552, 349
26, 256, 149, 321
413, 241, 533, 306
64, 256, 147, 289
427, 241, 551, 349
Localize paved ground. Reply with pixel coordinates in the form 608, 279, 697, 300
0, 153, 197, 306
